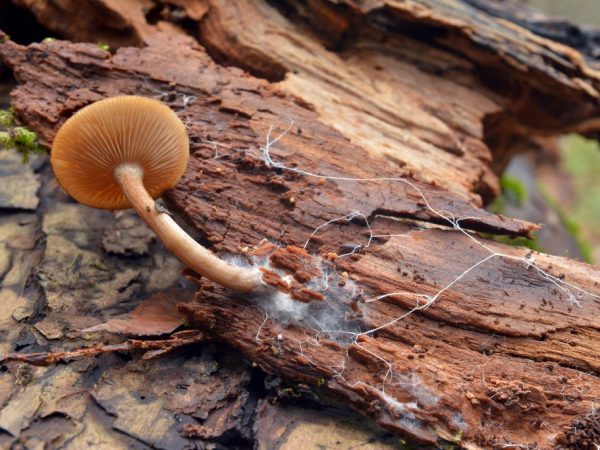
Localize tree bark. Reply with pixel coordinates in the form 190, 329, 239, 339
1, 1, 600, 449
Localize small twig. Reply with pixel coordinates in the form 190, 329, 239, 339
0, 330, 206, 366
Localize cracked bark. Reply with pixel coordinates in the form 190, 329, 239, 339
1, 0, 600, 449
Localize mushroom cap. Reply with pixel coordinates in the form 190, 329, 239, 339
51, 96, 189, 210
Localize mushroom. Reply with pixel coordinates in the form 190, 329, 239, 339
51, 95, 261, 293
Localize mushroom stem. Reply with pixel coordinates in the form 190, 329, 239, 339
114, 164, 261, 293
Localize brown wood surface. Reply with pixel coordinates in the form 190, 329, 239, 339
2, 1, 600, 449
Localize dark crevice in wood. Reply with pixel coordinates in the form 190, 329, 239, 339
371, 207, 533, 238
0, 1, 52, 45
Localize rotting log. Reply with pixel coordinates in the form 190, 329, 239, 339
9, 0, 600, 179
2, 0, 600, 448
0, 132, 384, 449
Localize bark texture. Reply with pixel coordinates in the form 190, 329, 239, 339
1, 0, 600, 449
0, 131, 393, 450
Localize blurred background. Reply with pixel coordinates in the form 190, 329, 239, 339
532, 0, 600, 23
486, 0, 600, 264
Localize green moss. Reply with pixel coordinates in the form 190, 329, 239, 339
278, 383, 321, 401
439, 429, 464, 450
487, 196, 505, 215
488, 175, 528, 215
500, 175, 528, 205
279, 387, 302, 398
0, 131, 11, 147
13, 127, 38, 147
486, 174, 538, 251
0, 110, 45, 163
0, 109, 14, 127
97, 42, 111, 52
488, 234, 541, 252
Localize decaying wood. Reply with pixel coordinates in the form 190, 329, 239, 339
0, 147, 386, 450
178, 234, 600, 448
2, 0, 600, 449
0, 330, 206, 366
0, 35, 534, 238
11, 0, 600, 181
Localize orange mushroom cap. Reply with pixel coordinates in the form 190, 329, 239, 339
51, 96, 189, 210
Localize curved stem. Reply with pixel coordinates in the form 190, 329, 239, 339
114, 164, 261, 293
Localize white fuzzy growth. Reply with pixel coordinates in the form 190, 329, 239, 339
451, 413, 467, 431
222, 253, 365, 342
376, 389, 429, 435
267, 290, 308, 323
391, 372, 439, 407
